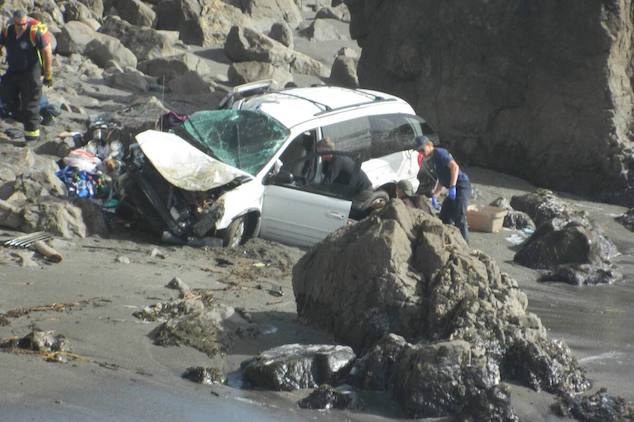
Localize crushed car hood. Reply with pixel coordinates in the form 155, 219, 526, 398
136, 130, 252, 191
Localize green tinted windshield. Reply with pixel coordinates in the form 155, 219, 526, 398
180, 110, 290, 176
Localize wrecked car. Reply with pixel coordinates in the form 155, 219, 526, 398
120, 83, 435, 247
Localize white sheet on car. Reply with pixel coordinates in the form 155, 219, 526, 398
136, 130, 251, 191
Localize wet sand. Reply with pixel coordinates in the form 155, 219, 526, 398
1, 166, 632, 421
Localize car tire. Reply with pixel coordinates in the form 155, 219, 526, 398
223, 216, 247, 248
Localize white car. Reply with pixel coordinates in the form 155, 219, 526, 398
121, 82, 435, 248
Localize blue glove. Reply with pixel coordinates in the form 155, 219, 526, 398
431, 196, 439, 210
448, 185, 457, 200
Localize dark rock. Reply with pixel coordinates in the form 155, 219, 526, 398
55, 21, 97, 56
105, 65, 154, 92
514, 218, 620, 285
553, 388, 634, 421
22, 199, 87, 239
227, 61, 293, 87
315, 5, 351, 22
350, 335, 517, 420
236, 0, 302, 32
329, 55, 358, 88
73, 198, 109, 236
344, 1, 634, 203
183, 367, 225, 385
615, 208, 634, 231
154, 0, 201, 31
268, 22, 293, 49
510, 191, 619, 285
112, 0, 157, 27
78, 0, 105, 18
502, 338, 590, 395
503, 210, 535, 232
293, 200, 590, 418
297, 384, 356, 410
99, 16, 176, 61
155, 0, 249, 46
63, 1, 99, 23
241, 344, 356, 391
15, 329, 69, 353
301, 19, 348, 41
165, 277, 191, 297
224, 26, 328, 77
167, 71, 212, 95
85, 34, 138, 69
138, 53, 210, 84
510, 191, 577, 228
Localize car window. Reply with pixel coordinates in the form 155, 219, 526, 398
177, 109, 290, 176
368, 113, 436, 158
279, 130, 319, 182
321, 113, 436, 162
321, 116, 372, 158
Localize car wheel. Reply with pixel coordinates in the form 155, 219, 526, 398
223, 216, 247, 248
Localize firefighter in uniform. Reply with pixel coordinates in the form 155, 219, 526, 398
0, 10, 53, 142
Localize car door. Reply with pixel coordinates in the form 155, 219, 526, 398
260, 184, 351, 248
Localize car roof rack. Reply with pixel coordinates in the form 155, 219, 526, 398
217, 80, 275, 109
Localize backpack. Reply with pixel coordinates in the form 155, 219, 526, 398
1, 17, 49, 66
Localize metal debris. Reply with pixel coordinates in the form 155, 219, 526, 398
3, 232, 53, 248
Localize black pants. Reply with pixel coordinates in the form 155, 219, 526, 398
0, 66, 42, 133
440, 181, 471, 242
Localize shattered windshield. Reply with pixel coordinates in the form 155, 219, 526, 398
178, 110, 290, 176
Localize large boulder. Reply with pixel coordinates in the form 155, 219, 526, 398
351, 335, 517, 420
315, 4, 351, 22
510, 190, 619, 285
77, 0, 105, 18
55, 21, 97, 56
224, 26, 329, 77
235, 0, 303, 32
241, 344, 356, 391
329, 54, 358, 88
63, 0, 99, 23
85, 33, 137, 68
112, 0, 157, 27
301, 18, 349, 41
344, 0, 634, 205
514, 218, 620, 285
167, 71, 211, 95
293, 200, 589, 410
105, 65, 154, 92
155, 0, 249, 46
138, 53, 210, 84
21, 199, 87, 239
227, 61, 293, 87
268, 21, 293, 49
99, 16, 176, 61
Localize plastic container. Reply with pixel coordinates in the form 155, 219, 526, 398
467, 205, 508, 233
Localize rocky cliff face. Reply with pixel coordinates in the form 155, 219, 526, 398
345, 0, 634, 204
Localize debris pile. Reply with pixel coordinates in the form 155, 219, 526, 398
0, 329, 72, 363
134, 282, 258, 357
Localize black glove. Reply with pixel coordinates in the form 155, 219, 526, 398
43, 75, 53, 87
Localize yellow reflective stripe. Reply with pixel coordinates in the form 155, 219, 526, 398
25, 129, 40, 137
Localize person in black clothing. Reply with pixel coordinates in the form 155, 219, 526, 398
316, 137, 372, 197
0, 10, 53, 142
